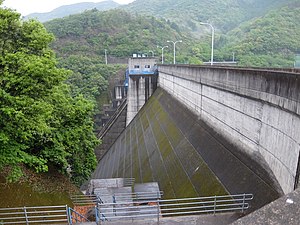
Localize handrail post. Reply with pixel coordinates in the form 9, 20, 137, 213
24, 207, 29, 225
23, 206, 29, 225
242, 193, 246, 213
68, 206, 73, 225
112, 194, 117, 216
213, 196, 216, 215
95, 206, 99, 224
66, 205, 71, 225
157, 200, 160, 225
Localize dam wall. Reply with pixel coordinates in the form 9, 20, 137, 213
158, 65, 300, 194
93, 88, 280, 210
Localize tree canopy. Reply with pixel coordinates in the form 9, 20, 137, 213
0, 6, 98, 185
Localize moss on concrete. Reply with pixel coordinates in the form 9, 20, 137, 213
94, 88, 229, 200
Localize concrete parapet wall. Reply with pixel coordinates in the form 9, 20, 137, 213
158, 65, 300, 194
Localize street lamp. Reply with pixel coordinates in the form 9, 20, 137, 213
104, 49, 108, 65
149, 50, 154, 57
157, 45, 168, 64
167, 40, 182, 64
200, 22, 214, 65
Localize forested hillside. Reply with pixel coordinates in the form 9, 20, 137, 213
122, 0, 299, 67
20, 0, 298, 68
124, 0, 290, 32
219, 3, 300, 67
45, 9, 197, 60
44, 1, 300, 70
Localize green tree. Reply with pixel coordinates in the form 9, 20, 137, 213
0, 6, 98, 184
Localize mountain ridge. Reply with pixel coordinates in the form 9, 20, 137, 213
25, 1, 120, 22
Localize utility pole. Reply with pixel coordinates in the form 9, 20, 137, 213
105, 49, 108, 65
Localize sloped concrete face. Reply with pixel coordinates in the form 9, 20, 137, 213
93, 88, 280, 211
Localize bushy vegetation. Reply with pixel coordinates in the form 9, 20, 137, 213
0, 5, 98, 185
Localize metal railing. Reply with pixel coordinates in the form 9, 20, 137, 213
0, 205, 89, 225
123, 178, 135, 187
96, 200, 159, 222
71, 194, 100, 205
97, 191, 163, 203
159, 193, 253, 216
95, 193, 253, 222
71, 191, 163, 206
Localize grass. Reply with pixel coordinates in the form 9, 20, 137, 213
0, 166, 80, 208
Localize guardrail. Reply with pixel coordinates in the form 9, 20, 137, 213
0, 194, 253, 224
0, 205, 89, 225
123, 178, 135, 187
96, 200, 159, 222
71, 194, 100, 205
98, 191, 163, 203
71, 191, 163, 206
95, 193, 253, 223
159, 193, 253, 216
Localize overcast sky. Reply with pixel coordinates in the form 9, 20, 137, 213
2, 0, 135, 16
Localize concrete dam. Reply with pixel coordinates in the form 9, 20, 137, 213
92, 64, 300, 212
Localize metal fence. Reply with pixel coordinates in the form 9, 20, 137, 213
0, 205, 89, 225
0, 194, 253, 224
96, 193, 253, 223
71, 194, 99, 205
71, 190, 163, 206
98, 191, 163, 203
159, 193, 253, 216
